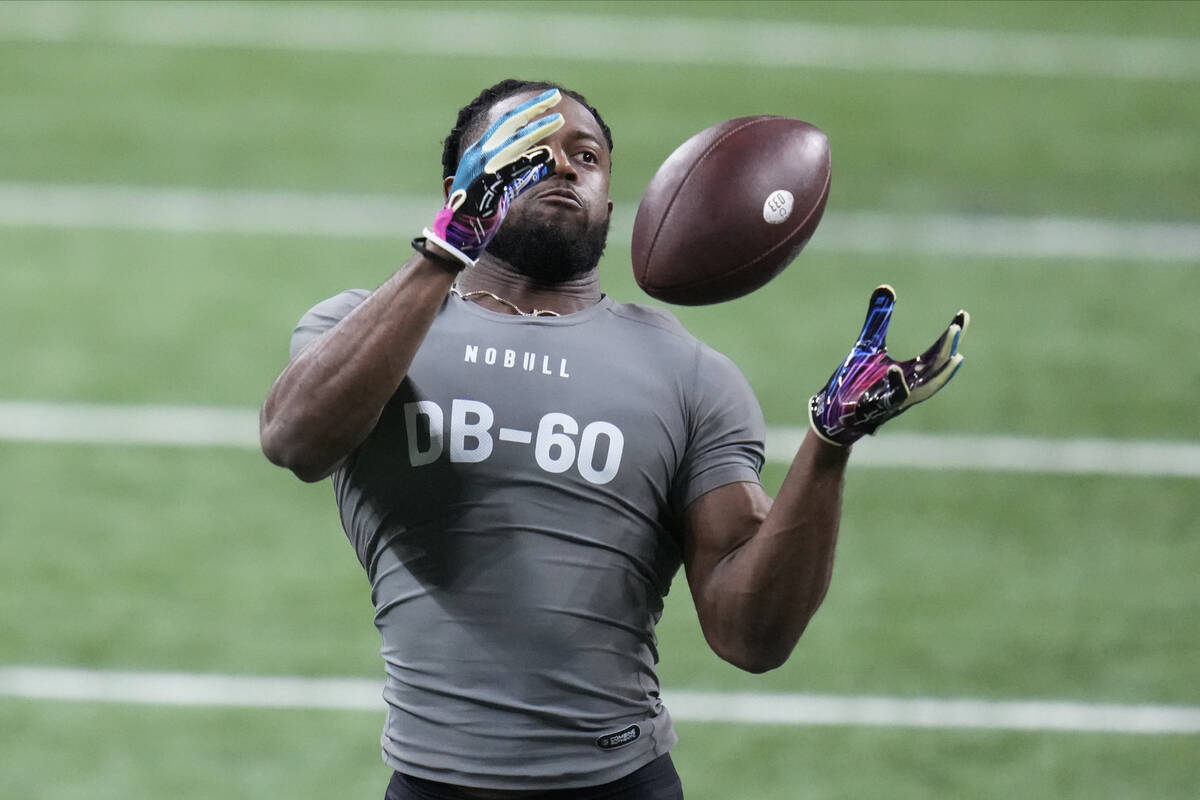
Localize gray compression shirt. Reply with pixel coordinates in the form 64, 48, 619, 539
290, 290, 765, 790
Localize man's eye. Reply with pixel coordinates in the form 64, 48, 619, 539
578, 151, 597, 164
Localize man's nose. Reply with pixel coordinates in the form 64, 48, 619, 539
550, 143, 578, 182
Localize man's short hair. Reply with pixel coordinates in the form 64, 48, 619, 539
441, 79, 614, 180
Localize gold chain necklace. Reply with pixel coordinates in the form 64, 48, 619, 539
450, 286, 561, 317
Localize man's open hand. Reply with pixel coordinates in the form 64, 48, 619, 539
424, 89, 564, 268
809, 285, 969, 446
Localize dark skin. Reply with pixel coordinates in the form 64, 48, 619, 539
260, 92, 849, 675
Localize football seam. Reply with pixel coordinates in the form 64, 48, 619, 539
640, 116, 779, 288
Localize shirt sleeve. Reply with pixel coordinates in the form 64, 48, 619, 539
289, 289, 371, 359
672, 343, 767, 512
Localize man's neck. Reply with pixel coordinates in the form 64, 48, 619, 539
454, 256, 603, 316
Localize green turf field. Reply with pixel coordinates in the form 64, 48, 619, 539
2, 2, 1197, 798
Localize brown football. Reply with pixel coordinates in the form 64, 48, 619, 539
631, 116, 831, 305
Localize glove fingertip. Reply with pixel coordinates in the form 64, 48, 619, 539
946, 323, 963, 357
947, 310, 969, 355
481, 91, 562, 152
527, 88, 562, 114
857, 285, 896, 350
485, 131, 556, 175
936, 354, 965, 390
486, 116, 564, 173
526, 113, 565, 141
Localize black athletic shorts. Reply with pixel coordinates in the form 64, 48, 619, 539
385, 753, 684, 800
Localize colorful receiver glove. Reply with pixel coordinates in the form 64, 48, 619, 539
809, 285, 969, 446
423, 88, 565, 268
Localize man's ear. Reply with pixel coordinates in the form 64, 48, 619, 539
442, 176, 454, 202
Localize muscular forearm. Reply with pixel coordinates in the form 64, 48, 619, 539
686, 430, 849, 673
743, 432, 848, 665
259, 255, 457, 481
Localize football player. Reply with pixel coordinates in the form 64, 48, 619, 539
261, 79, 967, 799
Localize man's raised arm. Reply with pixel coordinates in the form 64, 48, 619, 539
260, 90, 566, 482
259, 256, 458, 482
682, 285, 969, 672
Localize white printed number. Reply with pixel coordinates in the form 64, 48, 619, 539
762, 189, 794, 225
405, 400, 624, 485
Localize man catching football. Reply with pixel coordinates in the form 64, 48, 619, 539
260, 78, 968, 799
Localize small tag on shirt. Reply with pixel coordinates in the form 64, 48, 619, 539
596, 724, 641, 750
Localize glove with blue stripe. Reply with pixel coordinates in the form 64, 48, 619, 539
424, 89, 564, 268
809, 285, 969, 446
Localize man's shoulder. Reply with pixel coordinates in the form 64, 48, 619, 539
603, 299, 740, 370
289, 289, 374, 358
304, 288, 372, 321
603, 299, 696, 341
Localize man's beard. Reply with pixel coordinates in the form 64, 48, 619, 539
486, 211, 610, 284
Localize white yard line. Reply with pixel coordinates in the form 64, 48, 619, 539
3, 401, 1198, 478
1, 666, 1196, 735
665, 690, 1200, 735
2, 1, 1197, 81
0, 183, 426, 240
0, 401, 260, 449
2, 183, 1198, 263
766, 430, 1200, 479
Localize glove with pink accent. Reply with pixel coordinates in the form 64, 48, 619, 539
423, 88, 564, 268
809, 285, 969, 446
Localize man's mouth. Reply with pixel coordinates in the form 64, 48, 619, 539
533, 186, 583, 208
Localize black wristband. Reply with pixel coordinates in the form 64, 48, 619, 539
411, 237, 465, 272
